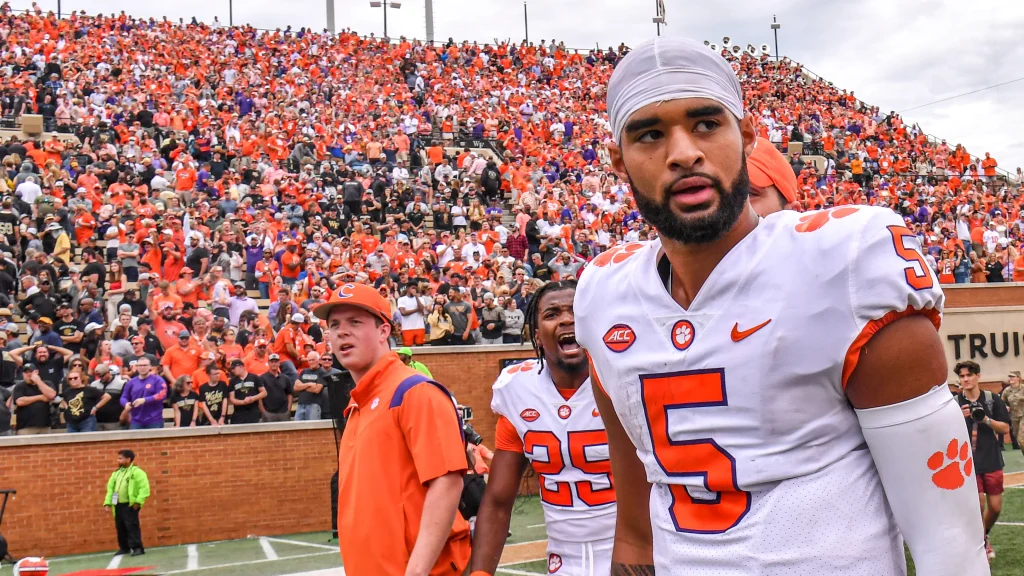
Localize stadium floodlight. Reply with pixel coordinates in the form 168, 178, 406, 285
652, 17, 665, 23
370, 0, 401, 37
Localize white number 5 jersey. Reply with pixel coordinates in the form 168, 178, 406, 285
576, 207, 944, 575
491, 360, 617, 544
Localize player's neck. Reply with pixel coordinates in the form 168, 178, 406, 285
549, 363, 588, 391
660, 206, 759, 310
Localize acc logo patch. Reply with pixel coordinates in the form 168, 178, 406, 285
671, 320, 695, 351
557, 405, 572, 419
520, 408, 540, 422
603, 323, 636, 353
548, 553, 562, 573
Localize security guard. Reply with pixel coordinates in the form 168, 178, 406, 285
103, 449, 150, 557
314, 283, 469, 576
397, 346, 433, 377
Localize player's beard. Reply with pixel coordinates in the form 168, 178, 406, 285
628, 158, 751, 245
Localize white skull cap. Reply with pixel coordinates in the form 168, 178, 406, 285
607, 37, 744, 144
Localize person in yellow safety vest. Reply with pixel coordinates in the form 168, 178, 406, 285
397, 347, 432, 377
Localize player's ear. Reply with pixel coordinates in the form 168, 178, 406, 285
608, 141, 629, 183
740, 112, 757, 158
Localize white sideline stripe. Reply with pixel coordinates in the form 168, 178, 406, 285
259, 537, 279, 560
526, 523, 546, 528
263, 536, 340, 551
996, 521, 1024, 526
279, 569, 346, 576
497, 569, 544, 576
164, 550, 337, 573
106, 554, 123, 569
187, 544, 199, 570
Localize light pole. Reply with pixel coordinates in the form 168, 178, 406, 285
229, 0, 233, 26
771, 15, 781, 62
327, 0, 336, 34
652, 0, 665, 37
523, 1, 529, 44
369, 1, 402, 38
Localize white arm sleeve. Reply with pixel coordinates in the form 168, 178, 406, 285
855, 385, 990, 576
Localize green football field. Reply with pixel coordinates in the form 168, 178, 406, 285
5, 451, 1023, 576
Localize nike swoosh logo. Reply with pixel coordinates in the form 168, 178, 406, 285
731, 319, 771, 342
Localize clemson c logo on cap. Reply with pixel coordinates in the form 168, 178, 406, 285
337, 284, 357, 299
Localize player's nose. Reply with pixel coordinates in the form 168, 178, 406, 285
664, 126, 705, 172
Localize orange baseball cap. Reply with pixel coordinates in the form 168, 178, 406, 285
313, 282, 392, 324
747, 137, 798, 204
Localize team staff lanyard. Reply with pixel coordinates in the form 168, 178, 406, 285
112, 466, 133, 505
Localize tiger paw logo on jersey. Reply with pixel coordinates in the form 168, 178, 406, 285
558, 405, 572, 419
603, 323, 636, 352
671, 320, 695, 350
520, 408, 540, 422
927, 438, 973, 490
547, 553, 563, 573
794, 206, 860, 233
507, 360, 537, 374
592, 241, 644, 267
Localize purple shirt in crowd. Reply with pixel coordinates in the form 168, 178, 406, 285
120, 374, 167, 426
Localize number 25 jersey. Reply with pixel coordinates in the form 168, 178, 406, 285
491, 360, 617, 544
576, 207, 944, 575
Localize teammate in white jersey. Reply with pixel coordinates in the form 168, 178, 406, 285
576, 37, 988, 575
471, 281, 616, 576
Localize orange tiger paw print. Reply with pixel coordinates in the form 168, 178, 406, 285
592, 242, 644, 267
794, 206, 861, 233
507, 360, 537, 374
927, 438, 973, 490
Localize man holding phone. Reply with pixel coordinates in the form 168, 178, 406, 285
955, 360, 1013, 560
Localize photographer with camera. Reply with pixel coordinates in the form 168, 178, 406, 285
955, 361, 1012, 561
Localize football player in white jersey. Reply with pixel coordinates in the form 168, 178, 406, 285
575, 38, 989, 575
471, 280, 616, 576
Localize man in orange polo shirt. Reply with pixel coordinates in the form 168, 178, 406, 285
161, 329, 202, 382
314, 283, 469, 576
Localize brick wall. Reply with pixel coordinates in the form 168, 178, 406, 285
0, 346, 536, 558
944, 284, 1024, 308
413, 345, 535, 449
0, 423, 338, 558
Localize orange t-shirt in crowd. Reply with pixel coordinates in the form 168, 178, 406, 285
281, 251, 302, 279
337, 353, 470, 575
243, 352, 271, 376
272, 323, 301, 364
161, 342, 203, 380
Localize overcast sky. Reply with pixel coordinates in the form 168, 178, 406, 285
17, 0, 1024, 171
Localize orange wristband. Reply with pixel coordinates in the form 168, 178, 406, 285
470, 572, 492, 576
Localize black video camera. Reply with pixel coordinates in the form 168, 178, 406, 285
968, 401, 988, 422
463, 423, 483, 446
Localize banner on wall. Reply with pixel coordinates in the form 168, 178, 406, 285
939, 307, 1024, 381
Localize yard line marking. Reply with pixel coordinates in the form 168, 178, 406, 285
526, 523, 546, 528
996, 521, 1024, 526
259, 537, 279, 560
187, 544, 199, 570
106, 554, 123, 569
497, 568, 544, 576
263, 536, 340, 551
280, 569, 346, 576
164, 550, 336, 574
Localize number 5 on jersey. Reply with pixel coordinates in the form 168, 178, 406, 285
641, 369, 751, 534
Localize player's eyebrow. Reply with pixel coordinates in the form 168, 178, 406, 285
623, 116, 660, 136
685, 104, 726, 119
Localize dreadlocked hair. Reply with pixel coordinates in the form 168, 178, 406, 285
522, 279, 578, 370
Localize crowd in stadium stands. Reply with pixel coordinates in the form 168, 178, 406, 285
0, 2, 1020, 434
